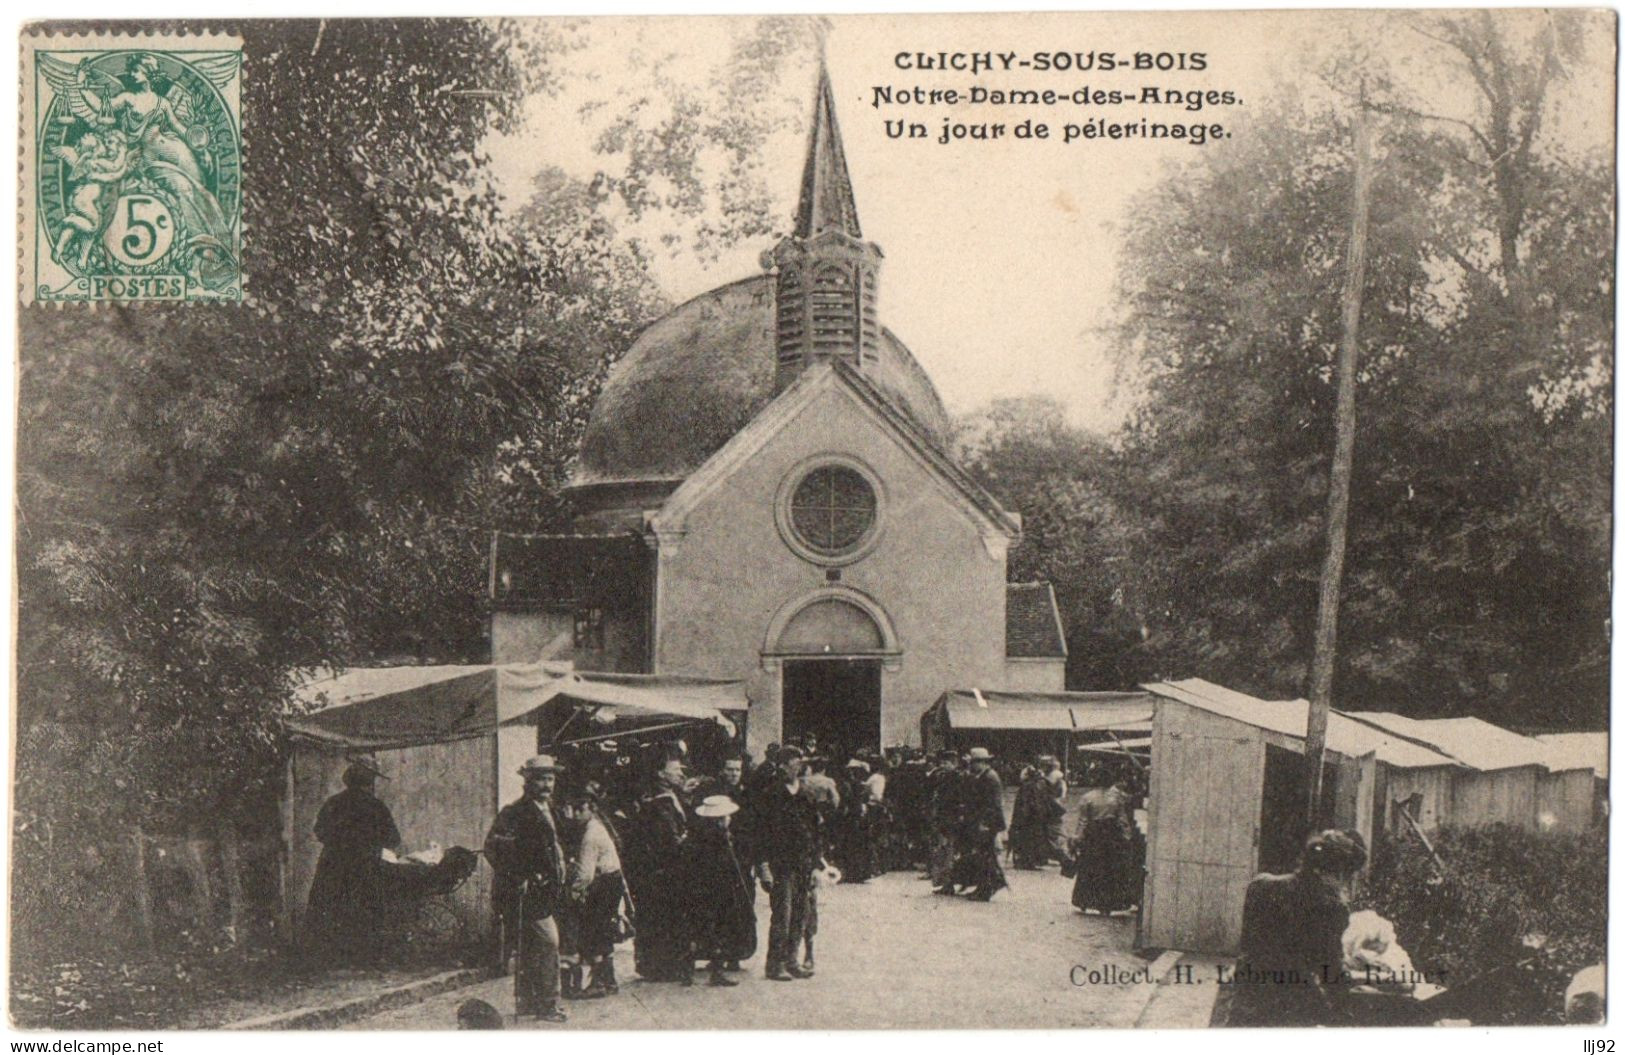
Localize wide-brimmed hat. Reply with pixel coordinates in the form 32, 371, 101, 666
845, 759, 871, 773
966, 747, 995, 763
343, 755, 387, 785
695, 795, 740, 818
518, 754, 565, 777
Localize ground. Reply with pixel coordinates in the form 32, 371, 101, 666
352, 866, 1211, 1030
9, 953, 464, 1030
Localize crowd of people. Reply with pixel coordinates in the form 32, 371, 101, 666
307, 735, 1152, 1025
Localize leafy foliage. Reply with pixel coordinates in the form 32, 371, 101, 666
1359, 824, 1607, 1023
14, 19, 662, 957
1105, 78, 1609, 724
573, 16, 824, 257
957, 398, 1151, 690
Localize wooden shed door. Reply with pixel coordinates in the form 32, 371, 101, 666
1143, 732, 1263, 954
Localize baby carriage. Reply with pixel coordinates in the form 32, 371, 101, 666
377, 845, 481, 953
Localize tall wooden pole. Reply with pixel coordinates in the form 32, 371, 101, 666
1306, 98, 1373, 827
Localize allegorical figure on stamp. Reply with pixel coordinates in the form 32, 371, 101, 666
48, 127, 131, 268
38, 49, 240, 291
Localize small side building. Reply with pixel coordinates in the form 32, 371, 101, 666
1140, 679, 1460, 955
1003, 582, 1068, 691
1536, 732, 1608, 830
1347, 713, 1597, 833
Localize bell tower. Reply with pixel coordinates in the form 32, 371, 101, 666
765, 62, 883, 393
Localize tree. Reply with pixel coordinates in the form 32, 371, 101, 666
958, 398, 1151, 691
1111, 25, 1610, 732
14, 21, 663, 959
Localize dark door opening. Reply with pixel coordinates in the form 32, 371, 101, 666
1258, 744, 1342, 874
781, 658, 881, 763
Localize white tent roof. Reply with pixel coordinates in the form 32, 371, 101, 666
1347, 713, 1553, 772
1535, 733, 1608, 779
496, 668, 748, 727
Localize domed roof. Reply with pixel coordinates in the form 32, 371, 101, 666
570, 275, 952, 489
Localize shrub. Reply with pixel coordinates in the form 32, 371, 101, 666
1358, 823, 1607, 1024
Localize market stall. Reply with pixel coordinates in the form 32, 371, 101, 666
282, 663, 748, 942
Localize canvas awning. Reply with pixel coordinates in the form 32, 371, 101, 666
1075, 736, 1152, 754
288, 665, 501, 749
497, 670, 748, 728
287, 664, 747, 750
932, 689, 1153, 733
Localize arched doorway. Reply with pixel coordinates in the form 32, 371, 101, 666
767, 593, 894, 761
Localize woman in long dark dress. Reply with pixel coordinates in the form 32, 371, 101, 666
681, 796, 758, 986
1070, 780, 1139, 913
833, 762, 882, 883
627, 756, 691, 981
1009, 766, 1050, 869
305, 759, 402, 964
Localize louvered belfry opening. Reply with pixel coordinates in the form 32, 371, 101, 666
768, 61, 882, 392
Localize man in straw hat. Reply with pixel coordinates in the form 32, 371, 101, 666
485, 755, 569, 1023
304, 755, 402, 965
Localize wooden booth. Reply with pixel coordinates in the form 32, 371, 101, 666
1346, 713, 1598, 834
1140, 679, 1460, 956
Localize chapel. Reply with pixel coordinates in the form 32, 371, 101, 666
490, 65, 1068, 757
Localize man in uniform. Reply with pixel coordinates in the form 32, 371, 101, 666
485, 755, 569, 1023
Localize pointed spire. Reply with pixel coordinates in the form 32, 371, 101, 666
794, 61, 862, 240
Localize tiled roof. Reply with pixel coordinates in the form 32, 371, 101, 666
1006, 582, 1067, 659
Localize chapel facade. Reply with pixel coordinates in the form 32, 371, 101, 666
490, 66, 1067, 757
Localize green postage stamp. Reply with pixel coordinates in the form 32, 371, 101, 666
21, 32, 243, 303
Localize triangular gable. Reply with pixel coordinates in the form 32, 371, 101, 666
651, 360, 1020, 539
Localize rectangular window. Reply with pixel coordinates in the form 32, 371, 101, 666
573, 606, 605, 651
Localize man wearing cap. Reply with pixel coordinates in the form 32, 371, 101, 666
957, 748, 1009, 901
305, 756, 403, 965
558, 782, 626, 999
485, 755, 569, 1023
753, 745, 821, 980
